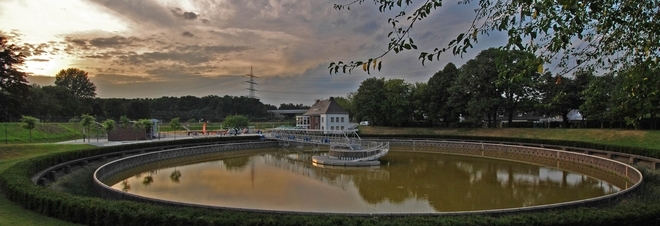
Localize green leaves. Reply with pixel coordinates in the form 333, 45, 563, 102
330, 0, 659, 76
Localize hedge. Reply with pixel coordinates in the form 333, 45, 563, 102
2, 136, 660, 225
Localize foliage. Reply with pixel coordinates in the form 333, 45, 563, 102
277, 103, 310, 110
456, 49, 501, 127
169, 117, 181, 130
428, 63, 460, 126
580, 74, 615, 128
79, 114, 95, 142
119, 115, 130, 128
18, 93, 277, 123
538, 69, 592, 128
102, 119, 115, 132
54, 68, 96, 99
383, 79, 413, 126
352, 77, 387, 126
495, 49, 543, 124
222, 115, 249, 130
20, 116, 38, 143
0, 36, 29, 120
329, 0, 660, 76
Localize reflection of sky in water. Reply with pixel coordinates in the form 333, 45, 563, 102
110, 149, 627, 213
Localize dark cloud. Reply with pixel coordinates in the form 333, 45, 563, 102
67, 38, 88, 46
182, 31, 194, 37
89, 36, 144, 47
113, 44, 251, 65
183, 12, 198, 20
27, 58, 49, 62
119, 51, 210, 65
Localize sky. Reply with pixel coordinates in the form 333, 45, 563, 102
0, 0, 507, 106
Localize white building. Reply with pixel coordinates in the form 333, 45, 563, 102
295, 97, 352, 131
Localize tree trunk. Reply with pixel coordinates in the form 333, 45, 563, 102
486, 113, 492, 128
562, 112, 570, 128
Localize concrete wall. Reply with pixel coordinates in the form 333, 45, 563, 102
92, 139, 642, 216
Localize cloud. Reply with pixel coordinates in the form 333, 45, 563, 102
27, 58, 49, 62
182, 31, 194, 37
89, 36, 145, 47
183, 12, 198, 20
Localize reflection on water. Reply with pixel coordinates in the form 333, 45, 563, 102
109, 148, 625, 213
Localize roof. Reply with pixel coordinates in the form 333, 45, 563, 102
303, 97, 348, 116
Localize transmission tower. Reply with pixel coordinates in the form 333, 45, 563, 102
245, 66, 258, 99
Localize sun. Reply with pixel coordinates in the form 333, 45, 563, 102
23, 55, 75, 77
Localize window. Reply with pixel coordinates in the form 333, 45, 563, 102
518, 112, 524, 117
322, 126, 324, 130
331, 117, 334, 123
322, 117, 324, 122
341, 117, 344, 123
331, 126, 334, 130
341, 126, 344, 130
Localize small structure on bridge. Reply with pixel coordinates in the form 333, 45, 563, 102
266, 128, 389, 167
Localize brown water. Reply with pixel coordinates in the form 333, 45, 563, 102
109, 147, 627, 213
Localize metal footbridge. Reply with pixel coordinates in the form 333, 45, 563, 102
265, 128, 389, 163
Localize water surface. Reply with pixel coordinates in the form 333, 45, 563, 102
109, 147, 625, 213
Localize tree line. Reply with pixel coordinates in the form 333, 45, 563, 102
346, 48, 660, 129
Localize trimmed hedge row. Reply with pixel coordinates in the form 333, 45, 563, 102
358, 134, 660, 159
2, 136, 660, 225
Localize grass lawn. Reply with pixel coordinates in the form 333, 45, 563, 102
1, 122, 85, 144
359, 126, 660, 150
0, 144, 94, 226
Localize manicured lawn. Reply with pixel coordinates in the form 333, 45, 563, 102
0, 144, 94, 226
359, 127, 660, 150
1, 122, 85, 144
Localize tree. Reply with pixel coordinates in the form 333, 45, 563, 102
427, 63, 459, 127
137, 119, 154, 139
80, 114, 95, 142
55, 68, 96, 99
329, 0, 659, 76
21, 116, 38, 143
0, 36, 29, 121
23, 84, 61, 118
119, 115, 131, 128
410, 82, 430, 123
41, 85, 80, 116
383, 79, 413, 126
222, 115, 249, 136
495, 50, 542, 124
538, 70, 592, 128
610, 62, 660, 129
455, 49, 502, 128
352, 77, 387, 126
169, 117, 181, 139
102, 119, 116, 135
580, 74, 615, 128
